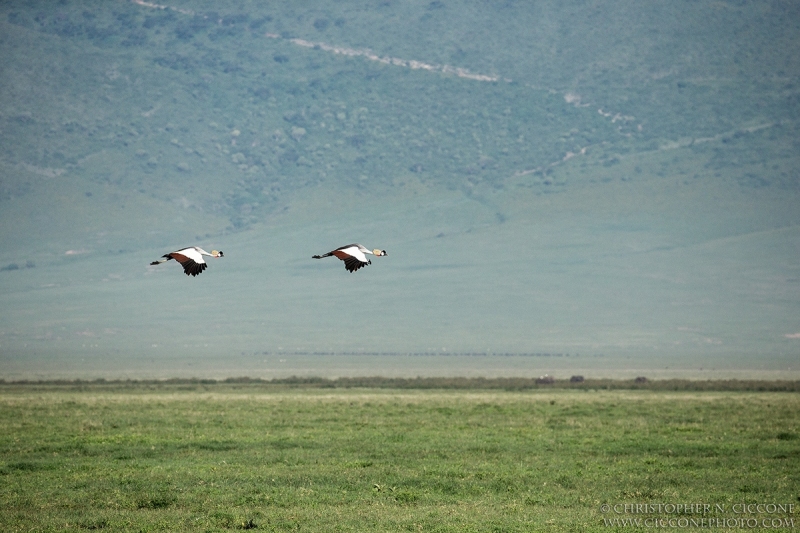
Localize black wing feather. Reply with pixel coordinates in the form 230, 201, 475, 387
179, 259, 207, 277
343, 257, 370, 273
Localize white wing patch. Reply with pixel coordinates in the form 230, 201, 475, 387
175, 247, 207, 264
339, 245, 368, 263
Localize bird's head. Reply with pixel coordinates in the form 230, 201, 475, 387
373, 249, 387, 257
212, 250, 224, 258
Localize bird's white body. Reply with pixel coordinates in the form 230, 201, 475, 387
150, 246, 223, 277
313, 243, 387, 273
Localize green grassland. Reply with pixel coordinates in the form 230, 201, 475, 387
1, 384, 798, 531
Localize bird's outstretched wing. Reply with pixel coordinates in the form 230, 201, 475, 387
342, 255, 370, 272
174, 255, 207, 276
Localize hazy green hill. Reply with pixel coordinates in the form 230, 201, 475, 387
1, 1, 623, 232
0, 1, 798, 378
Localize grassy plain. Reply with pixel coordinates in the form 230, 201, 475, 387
1, 383, 798, 532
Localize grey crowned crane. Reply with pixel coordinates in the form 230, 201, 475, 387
149, 247, 224, 277
312, 243, 386, 273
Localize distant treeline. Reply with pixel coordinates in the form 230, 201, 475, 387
2, 377, 799, 392
253, 352, 580, 356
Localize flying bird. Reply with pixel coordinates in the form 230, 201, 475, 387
313, 243, 387, 273
149, 247, 224, 277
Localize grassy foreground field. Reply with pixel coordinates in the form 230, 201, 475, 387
0, 384, 798, 532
